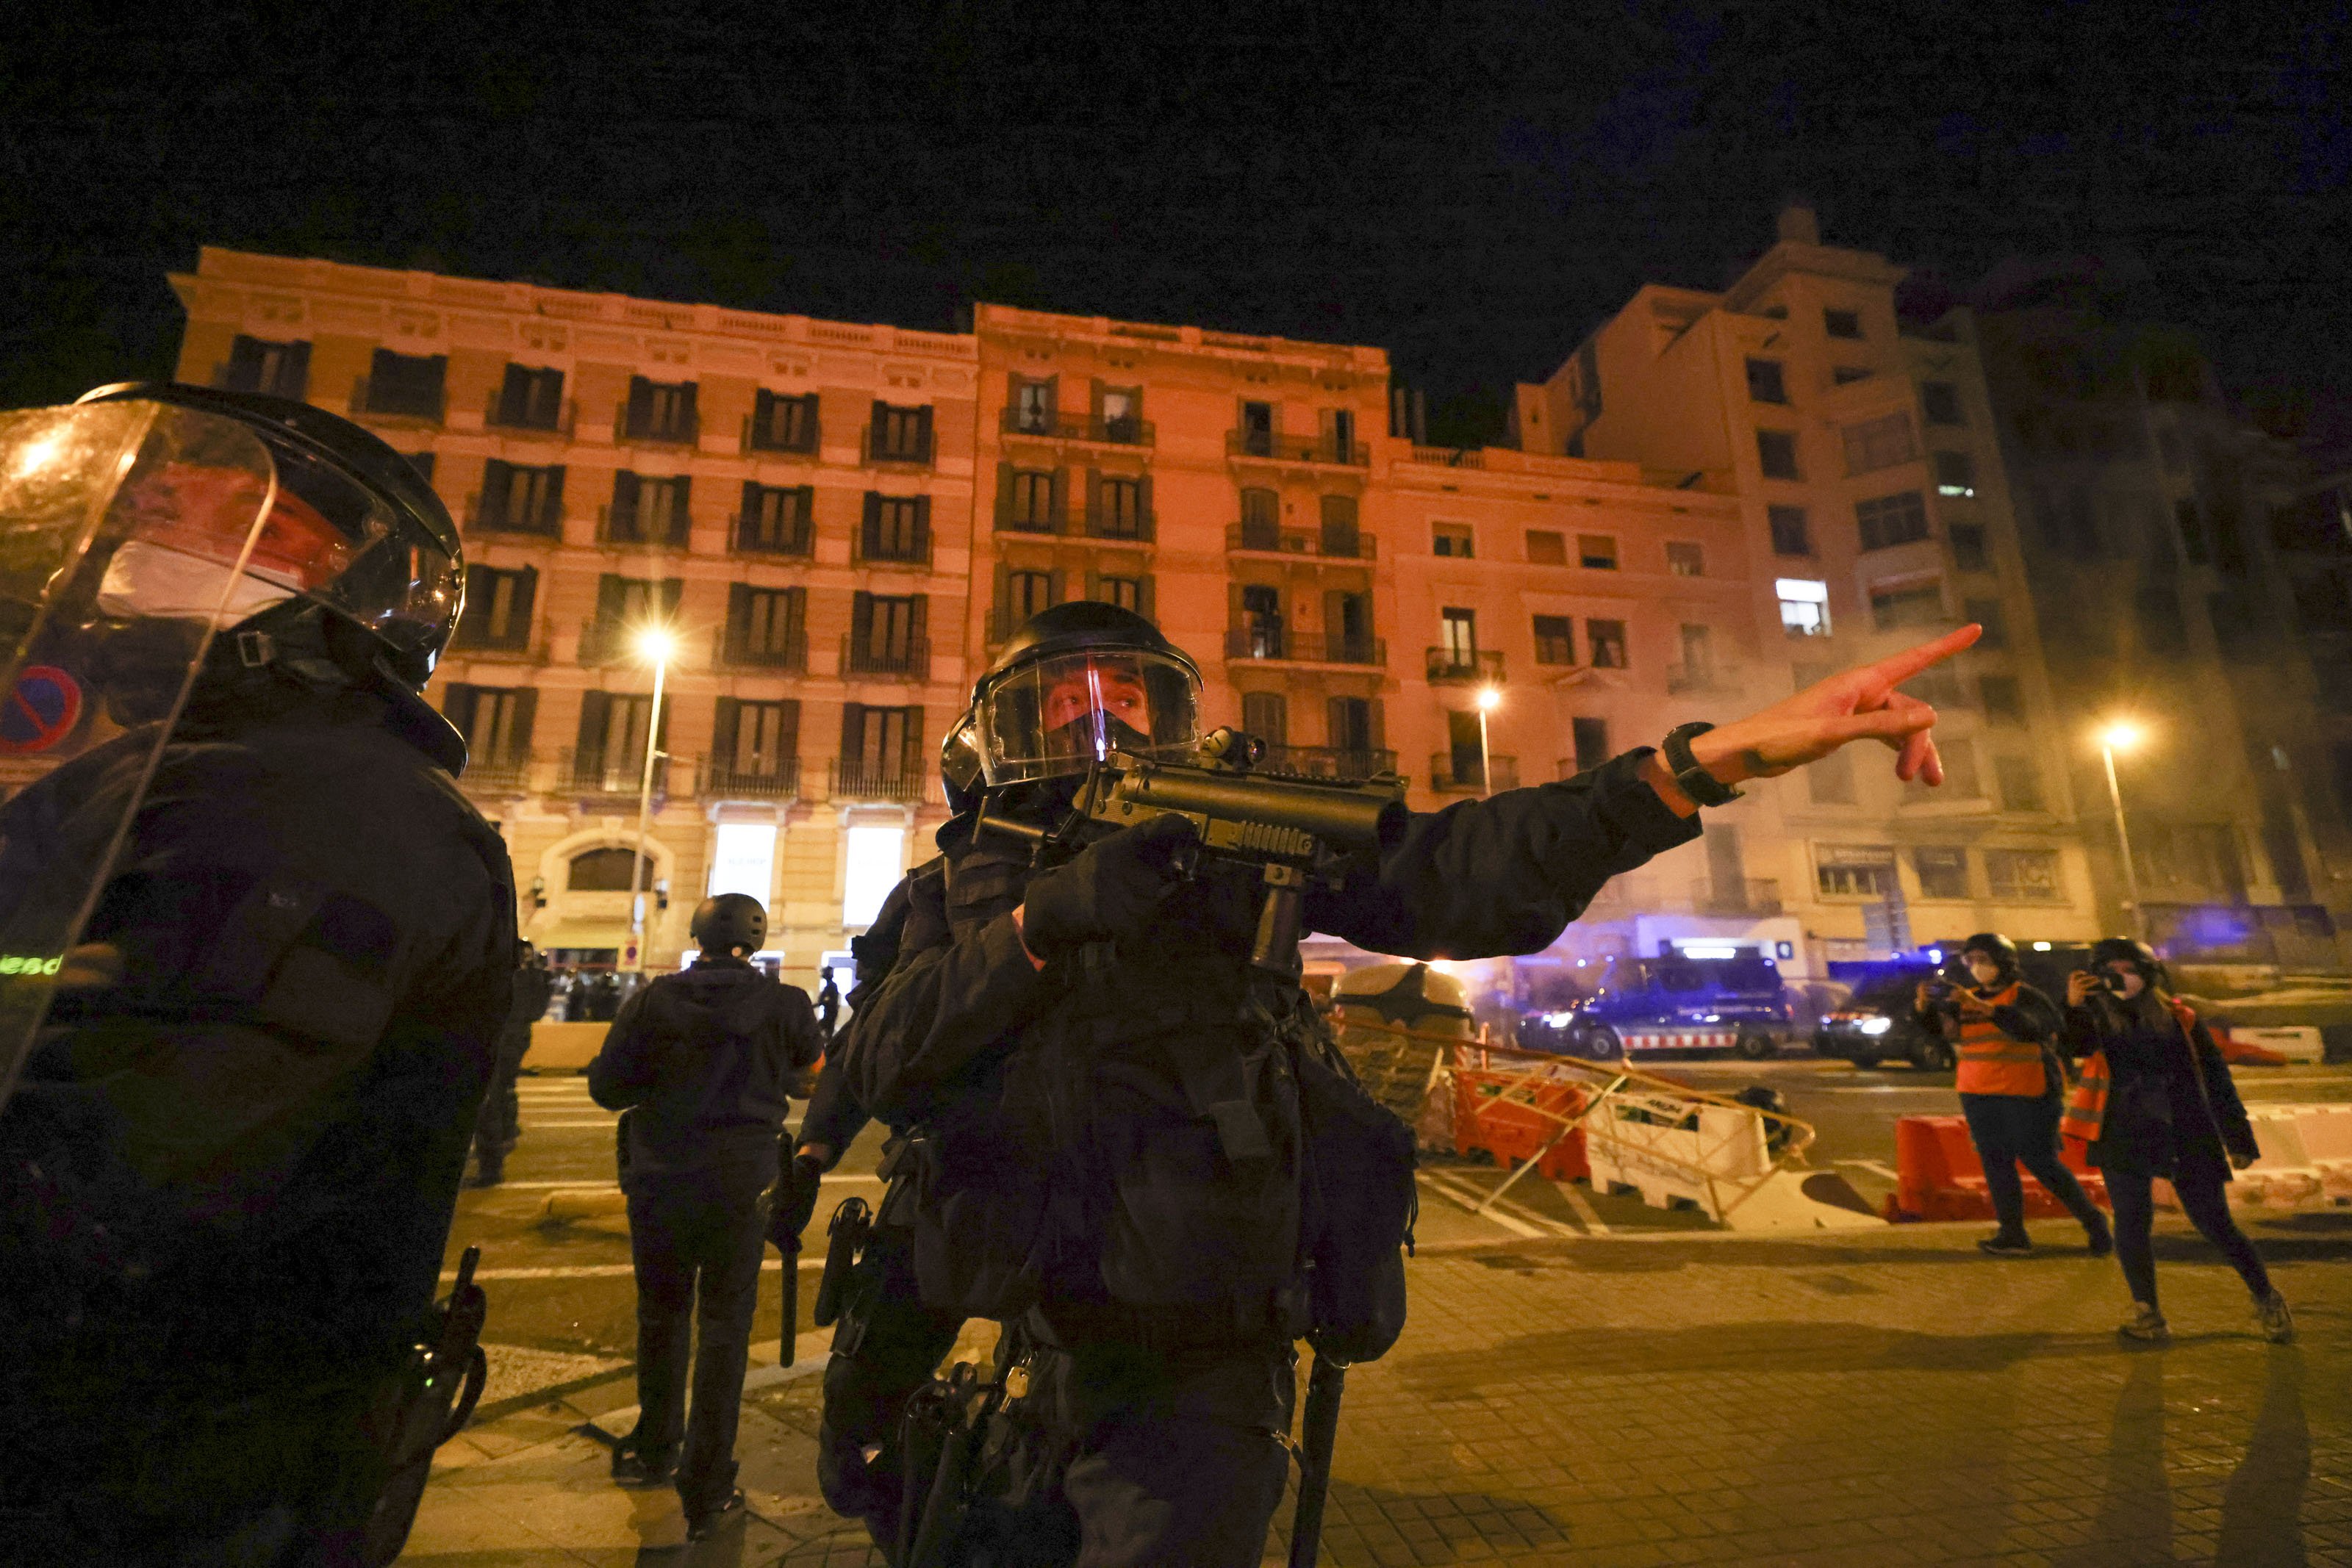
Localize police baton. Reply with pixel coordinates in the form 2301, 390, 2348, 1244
1288, 1349, 1349, 1568
778, 1230, 802, 1365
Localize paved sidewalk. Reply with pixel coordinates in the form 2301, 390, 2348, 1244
400, 1210, 2352, 1566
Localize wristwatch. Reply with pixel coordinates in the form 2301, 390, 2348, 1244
1660, 722, 1741, 808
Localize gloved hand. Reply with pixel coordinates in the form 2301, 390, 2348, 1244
768, 1151, 825, 1251
1017, 816, 1198, 961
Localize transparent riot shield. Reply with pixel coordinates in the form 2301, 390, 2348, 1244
0, 400, 279, 1107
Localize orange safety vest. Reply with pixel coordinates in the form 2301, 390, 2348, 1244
1954, 981, 2046, 1097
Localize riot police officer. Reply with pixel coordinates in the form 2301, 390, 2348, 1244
589, 892, 823, 1538
838, 603, 1979, 1564
0, 383, 516, 1563
471, 941, 551, 1187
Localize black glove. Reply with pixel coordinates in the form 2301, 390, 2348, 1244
1017, 816, 1198, 961
768, 1152, 824, 1251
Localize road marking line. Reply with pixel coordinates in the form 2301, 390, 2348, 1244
1556, 1181, 1610, 1234
1416, 1170, 1543, 1239
1838, 1159, 1901, 1181
439, 1256, 828, 1284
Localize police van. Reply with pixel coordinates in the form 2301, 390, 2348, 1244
1520, 952, 1796, 1061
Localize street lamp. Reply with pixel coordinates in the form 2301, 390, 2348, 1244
2098, 720, 2145, 938
1474, 685, 1502, 798
627, 625, 678, 972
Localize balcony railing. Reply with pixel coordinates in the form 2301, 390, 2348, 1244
1226, 430, 1369, 467
1224, 524, 1375, 560
448, 626, 543, 660
994, 503, 1065, 536
704, 760, 801, 802
830, 761, 928, 803
1000, 408, 1156, 447
741, 411, 820, 456
1083, 510, 1155, 543
351, 376, 445, 423
864, 427, 934, 467
1258, 744, 1398, 780
840, 636, 931, 681
714, 625, 808, 672
1429, 754, 1519, 792
1426, 647, 1505, 685
614, 406, 699, 446
464, 492, 564, 539
456, 752, 535, 793
1223, 626, 1385, 666
598, 506, 692, 550
1666, 662, 1729, 694
1692, 877, 1784, 917
564, 747, 677, 802
853, 529, 933, 568
729, 514, 814, 558
484, 396, 575, 436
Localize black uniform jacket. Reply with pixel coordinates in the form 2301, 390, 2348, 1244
590, 956, 823, 1178
2061, 997, 2258, 1176
0, 688, 517, 1397
842, 747, 1698, 1129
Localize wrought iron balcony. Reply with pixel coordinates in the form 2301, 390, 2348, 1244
351, 376, 445, 423
1428, 754, 1519, 793
1223, 626, 1384, 666
840, 636, 931, 682
729, 513, 814, 558
563, 747, 677, 802
742, 409, 820, 456
456, 752, 537, 794
1225, 430, 1368, 467
1257, 744, 1398, 781
484, 395, 574, 436
853, 528, 933, 568
829, 761, 928, 804
1000, 408, 1156, 447
714, 625, 808, 672
1426, 647, 1505, 685
463, 490, 564, 539
1224, 523, 1374, 559
704, 759, 802, 802
614, 405, 699, 446
863, 425, 933, 467
994, 503, 1065, 536
598, 505, 692, 550
1083, 509, 1155, 543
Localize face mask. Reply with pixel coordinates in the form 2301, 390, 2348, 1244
96, 539, 298, 624
2106, 968, 2147, 999
1966, 959, 2002, 988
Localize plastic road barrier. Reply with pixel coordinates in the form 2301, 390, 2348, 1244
2235, 1103, 2352, 1208
1882, 1115, 2109, 1223
2226, 1026, 2325, 1064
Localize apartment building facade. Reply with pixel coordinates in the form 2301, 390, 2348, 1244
1521, 207, 2106, 960
171, 247, 977, 983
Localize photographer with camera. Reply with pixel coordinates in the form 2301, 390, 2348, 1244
1915, 933, 2109, 1257
2061, 938, 2291, 1344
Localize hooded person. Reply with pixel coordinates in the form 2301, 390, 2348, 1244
2061, 937, 2291, 1345
587, 891, 825, 1536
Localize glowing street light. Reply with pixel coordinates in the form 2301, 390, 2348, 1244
1474, 685, 1502, 798
2097, 719, 2147, 938
627, 624, 678, 971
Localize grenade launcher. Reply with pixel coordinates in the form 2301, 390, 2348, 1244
980, 730, 1409, 976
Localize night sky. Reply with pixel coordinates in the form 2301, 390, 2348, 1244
4, 2, 2345, 448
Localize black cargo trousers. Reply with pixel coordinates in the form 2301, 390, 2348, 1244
624, 1154, 772, 1510
817, 1215, 964, 1556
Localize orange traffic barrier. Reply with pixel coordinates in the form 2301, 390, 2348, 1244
1884, 1114, 2110, 1223
1452, 1060, 1591, 1182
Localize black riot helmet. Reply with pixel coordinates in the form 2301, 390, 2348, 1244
1958, 932, 2020, 983
74, 381, 464, 692
2089, 935, 2167, 990
969, 602, 1203, 787
940, 706, 985, 814
690, 892, 769, 955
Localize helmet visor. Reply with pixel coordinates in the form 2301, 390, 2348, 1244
978, 648, 1202, 785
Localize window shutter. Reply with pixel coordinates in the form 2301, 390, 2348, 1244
776, 699, 801, 759
668, 476, 692, 545
851, 591, 874, 647
1367, 698, 1387, 751
594, 574, 629, 623
1324, 589, 1347, 650
612, 470, 639, 526
456, 567, 491, 643
1047, 567, 1066, 605
282, 339, 312, 398
1086, 467, 1103, 531
1137, 473, 1153, 533
784, 586, 807, 644
913, 495, 931, 556
509, 567, 539, 640
628, 378, 654, 429
900, 706, 925, 774
443, 683, 478, 738
725, 583, 751, 649
995, 461, 1015, 520
713, 698, 741, 769
861, 492, 882, 558
908, 594, 928, 652
915, 405, 934, 460
840, 702, 864, 765
576, 691, 612, 755
869, 400, 889, 453
503, 688, 537, 761
679, 381, 699, 427
1048, 467, 1067, 531
1136, 573, 1155, 623
660, 578, 684, 616
541, 465, 566, 531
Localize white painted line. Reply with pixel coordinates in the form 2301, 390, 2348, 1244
1417, 1170, 1544, 1239
440, 1256, 828, 1284
1556, 1181, 1611, 1235
1838, 1159, 1901, 1182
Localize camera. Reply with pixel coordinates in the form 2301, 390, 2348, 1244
1920, 979, 1957, 1004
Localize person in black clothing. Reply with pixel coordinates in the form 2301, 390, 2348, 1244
816, 970, 843, 1042
471, 942, 550, 1187
837, 603, 1980, 1565
2062, 936, 2292, 1345
588, 892, 824, 1538
0, 383, 514, 1563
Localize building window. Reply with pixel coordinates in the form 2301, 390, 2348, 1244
479, 460, 564, 534
1532, 614, 1575, 665
1439, 607, 1477, 667
736, 482, 814, 555
1857, 490, 1930, 551
1994, 754, 2044, 811
843, 824, 907, 927
1328, 696, 1383, 760
622, 376, 698, 443
363, 349, 446, 420
1935, 450, 1977, 498
840, 705, 924, 790
1833, 366, 1874, 386
1768, 505, 1812, 555
707, 821, 779, 902
860, 493, 931, 564
1843, 411, 1918, 476
1433, 522, 1474, 558
1094, 574, 1144, 614
1578, 533, 1619, 569
1666, 542, 1704, 577
1745, 358, 1788, 403
1241, 691, 1288, 746
870, 401, 934, 464
1097, 476, 1149, 539
1526, 529, 1566, 565
1979, 675, 2026, 724
1005, 569, 1055, 626
585, 575, 682, 663
1984, 849, 2062, 902
1777, 578, 1831, 637
1757, 430, 1801, 480
2175, 497, 2209, 564
847, 592, 927, 677
453, 565, 537, 651
1871, 580, 1945, 631
1571, 717, 1610, 775
1948, 522, 1988, 572
1963, 597, 2006, 647
1237, 487, 1280, 549
442, 683, 534, 765
1913, 846, 1971, 899
1011, 375, 1055, 434
574, 689, 664, 781
1919, 738, 1980, 797
222, 335, 311, 399
1100, 386, 1143, 442
750, 389, 819, 453
1586, 618, 1627, 669
724, 585, 806, 668
1238, 400, 1274, 456
493, 364, 565, 431
713, 697, 800, 781
1815, 845, 1896, 898
1807, 748, 1856, 805
569, 846, 644, 893
1004, 468, 1058, 533
1824, 309, 1862, 340
1920, 381, 1964, 425
607, 472, 692, 547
